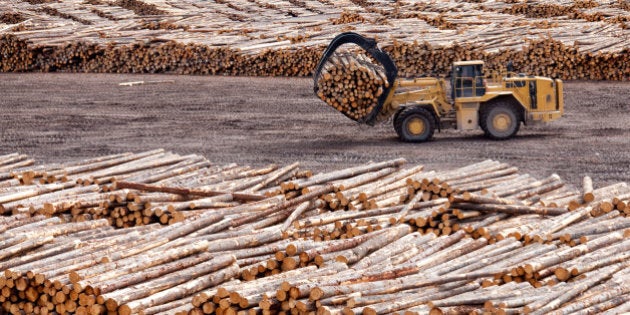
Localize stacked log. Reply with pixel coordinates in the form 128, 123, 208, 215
114, 0, 166, 16
1, 0, 628, 79
0, 35, 32, 72
0, 150, 287, 228
315, 52, 387, 121
0, 12, 25, 24
239, 243, 326, 281
0, 32, 628, 80
186, 264, 348, 315
288, 219, 384, 242
2, 151, 630, 314
494, 0, 630, 26
331, 11, 366, 25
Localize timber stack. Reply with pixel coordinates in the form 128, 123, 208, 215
2, 151, 630, 314
288, 219, 384, 242
0, 0, 628, 80
315, 52, 387, 122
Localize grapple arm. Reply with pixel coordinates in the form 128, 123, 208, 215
313, 32, 398, 125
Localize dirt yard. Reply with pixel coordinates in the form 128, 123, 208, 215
0, 73, 628, 188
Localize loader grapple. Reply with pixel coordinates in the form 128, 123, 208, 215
313, 32, 398, 125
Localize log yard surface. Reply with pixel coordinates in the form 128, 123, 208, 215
1, 74, 629, 185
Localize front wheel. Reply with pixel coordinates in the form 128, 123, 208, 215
393, 107, 436, 142
480, 102, 521, 140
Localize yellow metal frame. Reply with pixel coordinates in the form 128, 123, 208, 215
377, 60, 564, 128
376, 77, 451, 123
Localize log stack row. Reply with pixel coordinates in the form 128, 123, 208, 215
1, 151, 630, 314
289, 219, 384, 243
238, 243, 333, 282
496, 0, 630, 25
1, 0, 628, 79
1, 32, 627, 80
0, 149, 297, 228
0, 12, 25, 24
0, 35, 32, 72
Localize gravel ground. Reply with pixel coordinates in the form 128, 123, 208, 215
1, 73, 628, 188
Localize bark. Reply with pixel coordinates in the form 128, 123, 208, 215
120, 263, 240, 314
115, 181, 266, 202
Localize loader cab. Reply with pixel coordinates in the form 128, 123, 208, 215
452, 61, 486, 99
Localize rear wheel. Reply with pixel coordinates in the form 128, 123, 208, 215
393, 107, 436, 142
480, 101, 522, 140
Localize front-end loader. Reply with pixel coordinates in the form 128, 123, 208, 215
313, 32, 564, 142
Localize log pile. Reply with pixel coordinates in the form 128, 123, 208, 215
0, 0, 628, 80
315, 52, 387, 121
1, 151, 630, 314
494, 0, 630, 26
0, 150, 287, 228
331, 11, 366, 25
0, 12, 25, 24
289, 219, 384, 242
114, 0, 165, 16
0, 35, 32, 72
238, 242, 333, 282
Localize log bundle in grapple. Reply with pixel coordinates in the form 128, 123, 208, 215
1, 151, 630, 314
315, 53, 387, 121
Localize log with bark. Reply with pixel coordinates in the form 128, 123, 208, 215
315, 52, 388, 121
0, 150, 630, 314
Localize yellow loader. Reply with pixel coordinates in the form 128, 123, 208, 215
313, 32, 564, 142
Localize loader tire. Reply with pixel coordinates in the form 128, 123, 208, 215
394, 107, 436, 142
480, 101, 521, 140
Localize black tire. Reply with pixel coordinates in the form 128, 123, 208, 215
393, 107, 436, 142
392, 109, 403, 135
480, 100, 522, 140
